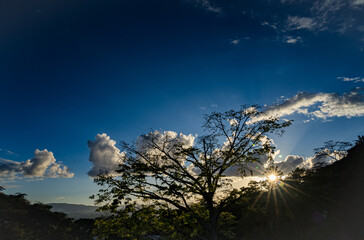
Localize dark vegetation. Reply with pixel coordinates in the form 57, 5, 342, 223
91, 107, 292, 240
90, 136, 364, 240
0, 191, 95, 240
1, 135, 363, 240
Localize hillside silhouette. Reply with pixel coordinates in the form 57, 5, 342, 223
229, 138, 364, 240
48, 203, 108, 219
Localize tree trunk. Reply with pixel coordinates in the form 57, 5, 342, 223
209, 208, 219, 240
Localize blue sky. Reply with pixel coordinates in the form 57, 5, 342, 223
1, 0, 364, 205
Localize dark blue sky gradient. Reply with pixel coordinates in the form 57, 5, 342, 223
1, 0, 364, 204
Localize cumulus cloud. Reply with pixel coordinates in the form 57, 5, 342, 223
285, 36, 302, 44
274, 148, 347, 175
0, 158, 22, 178
275, 155, 305, 174
135, 131, 195, 167
338, 76, 364, 83
188, 147, 276, 178
88, 133, 125, 177
185, 146, 347, 178
254, 90, 364, 122
0, 150, 74, 179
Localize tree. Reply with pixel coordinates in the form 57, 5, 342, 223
0, 191, 91, 240
313, 140, 352, 162
91, 106, 292, 240
355, 135, 364, 146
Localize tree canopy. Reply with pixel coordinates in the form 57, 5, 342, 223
91, 106, 292, 240
0, 191, 94, 240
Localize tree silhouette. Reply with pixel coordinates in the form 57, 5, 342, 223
91, 106, 291, 240
355, 135, 364, 146
313, 140, 352, 162
0, 191, 94, 240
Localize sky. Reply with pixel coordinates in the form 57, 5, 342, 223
1, 0, 364, 205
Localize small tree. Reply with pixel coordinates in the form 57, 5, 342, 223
91, 106, 291, 240
313, 140, 353, 162
355, 135, 364, 146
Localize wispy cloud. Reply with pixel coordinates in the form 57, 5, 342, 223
287, 16, 318, 30
191, 0, 222, 14
262, 21, 278, 30
352, 0, 364, 6
311, 0, 345, 19
0, 150, 74, 179
254, 89, 364, 122
55, 196, 71, 200
2, 184, 20, 189
281, 0, 362, 35
338, 76, 364, 83
0, 148, 18, 156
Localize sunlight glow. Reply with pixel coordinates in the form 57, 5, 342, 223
268, 174, 277, 181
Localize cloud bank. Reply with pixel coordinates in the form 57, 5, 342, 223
275, 149, 346, 175
0, 149, 74, 179
254, 90, 364, 122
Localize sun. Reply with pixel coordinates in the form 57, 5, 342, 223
268, 173, 277, 182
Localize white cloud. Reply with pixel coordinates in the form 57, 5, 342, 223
285, 36, 302, 44
262, 21, 278, 30
188, 147, 276, 178
192, 0, 222, 14
135, 131, 195, 168
231, 39, 240, 45
287, 16, 317, 30
280, 0, 300, 3
284, 1, 356, 34
0, 150, 74, 179
338, 76, 364, 83
275, 155, 305, 174
274, 149, 346, 175
311, 0, 345, 17
88, 133, 125, 177
0, 148, 18, 156
352, 0, 364, 6
0, 158, 22, 178
254, 90, 364, 121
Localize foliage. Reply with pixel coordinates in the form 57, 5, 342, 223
226, 139, 364, 240
0, 191, 93, 240
313, 140, 352, 162
91, 106, 292, 240
355, 135, 364, 145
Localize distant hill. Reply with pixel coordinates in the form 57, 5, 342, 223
48, 203, 108, 219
